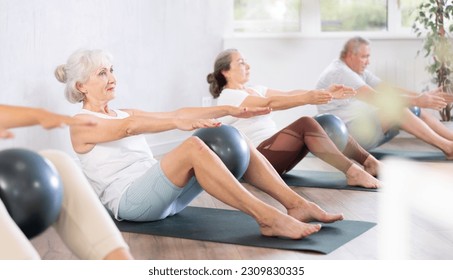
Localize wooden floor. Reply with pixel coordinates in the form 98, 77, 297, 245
31, 133, 453, 260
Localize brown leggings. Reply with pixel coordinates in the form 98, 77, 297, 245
256, 116, 370, 175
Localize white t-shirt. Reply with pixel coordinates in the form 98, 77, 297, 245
216, 86, 278, 147
75, 109, 158, 218
316, 59, 382, 124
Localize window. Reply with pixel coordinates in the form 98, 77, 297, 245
234, 0, 301, 32
233, 0, 426, 35
320, 0, 387, 32
400, 0, 425, 28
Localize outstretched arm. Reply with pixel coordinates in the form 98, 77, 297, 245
265, 84, 355, 99
355, 84, 452, 111
70, 113, 223, 154
403, 87, 453, 110
325, 84, 357, 99
241, 84, 356, 111
0, 105, 67, 129
239, 89, 333, 111
0, 105, 96, 138
123, 105, 271, 120
71, 105, 271, 154
265, 88, 310, 97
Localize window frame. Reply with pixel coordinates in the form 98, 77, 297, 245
232, 0, 422, 39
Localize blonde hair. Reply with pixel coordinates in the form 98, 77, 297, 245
55, 49, 113, 103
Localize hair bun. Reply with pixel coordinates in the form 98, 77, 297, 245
54, 64, 67, 83
206, 73, 215, 83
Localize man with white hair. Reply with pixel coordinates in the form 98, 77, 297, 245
316, 36, 453, 157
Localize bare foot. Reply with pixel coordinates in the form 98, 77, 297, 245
438, 142, 453, 160
258, 210, 322, 239
363, 155, 381, 177
346, 164, 381, 188
103, 248, 134, 260
287, 200, 344, 224
443, 148, 453, 160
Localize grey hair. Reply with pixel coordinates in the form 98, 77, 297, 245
54, 49, 113, 103
340, 36, 370, 59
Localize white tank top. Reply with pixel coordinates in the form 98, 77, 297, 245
216, 86, 278, 147
75, 109, 157, 218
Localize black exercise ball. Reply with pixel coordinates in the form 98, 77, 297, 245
314, 113, 349, 151
193, 125, 250, 179
410, 106, 421, 117
0, 148, 63, 239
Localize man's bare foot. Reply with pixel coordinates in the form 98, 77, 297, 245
438, 141, 453, 160
443, 147, 453, 160
258, 210, 322, 239
346, 164, 381, 188
363, 155, 381, 177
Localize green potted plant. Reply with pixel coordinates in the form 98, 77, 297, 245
412, 0, 453, 121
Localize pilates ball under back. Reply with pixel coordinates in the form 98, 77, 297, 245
314, 113, 349, 151
0, 148, 64, 239
193, 125, 251, 179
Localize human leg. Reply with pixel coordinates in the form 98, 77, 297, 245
419, 109, 453, 141
257, 117, 380, 188
118, 162, 203, 221
257, 117, 351, 174
160, 137, 322, 239
398, 109, 453, 159
343, 135, 381, 176
0, 199, 41, 259
39, 150, 133, 260
243, 145, 344, 223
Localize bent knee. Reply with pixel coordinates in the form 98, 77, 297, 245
293, 116, 322, 131
300, 116, 319, 126
183, 136, 211, 153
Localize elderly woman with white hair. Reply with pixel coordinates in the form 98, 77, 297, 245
55, 48, 344, 240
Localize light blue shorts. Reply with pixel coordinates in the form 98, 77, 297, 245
118, 162, 203, 222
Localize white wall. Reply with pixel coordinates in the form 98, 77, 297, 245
224, 36, 432, 128
1, 0, 434, 156
0, 0, 232, 156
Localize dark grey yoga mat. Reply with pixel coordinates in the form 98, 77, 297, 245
281, 170, 377, 192
115, 206, 376, 254
370, 148, 446, 161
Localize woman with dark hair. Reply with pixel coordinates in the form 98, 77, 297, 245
207, 48, 381, 189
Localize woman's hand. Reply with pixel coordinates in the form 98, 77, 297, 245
175, 118, 221, 131
230, 106, 272, 118
0, 128, 14, 139
305, 90, 333, 105
327, 84, 357, 99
